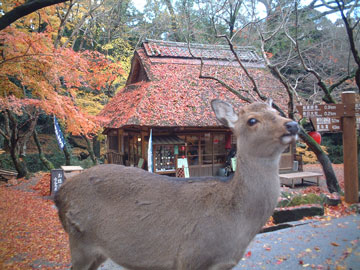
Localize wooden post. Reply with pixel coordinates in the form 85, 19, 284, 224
141, 130, 147, 160
118, 129, 123, 154
342, 91, 359, 203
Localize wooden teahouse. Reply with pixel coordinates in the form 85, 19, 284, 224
100, 39, 295, 176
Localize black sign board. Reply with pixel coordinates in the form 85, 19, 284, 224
51, 169, 65, 194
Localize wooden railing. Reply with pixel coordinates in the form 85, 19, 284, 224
106, 151, 124, 165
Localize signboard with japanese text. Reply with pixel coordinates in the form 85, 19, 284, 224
311, 117, 342, 132
311, 117, 360, 132
303, 93, 359, 203
51, 169, 65, 194
298, 102, 360, 133
297, 104, 357, 118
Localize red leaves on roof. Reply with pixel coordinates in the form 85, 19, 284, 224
101, 47, 288, 128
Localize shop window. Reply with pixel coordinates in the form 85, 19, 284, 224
213, 134, 226, 164
202, 133, 213, 165
108, 135, 118, 152
123, 134, 142, 166
186, 135, 200, 165
154, 145, 176, 172
179, 133, 226, 166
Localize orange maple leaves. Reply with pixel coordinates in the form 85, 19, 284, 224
0, 26, 123, 136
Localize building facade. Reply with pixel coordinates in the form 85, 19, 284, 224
100, 39, 294, 176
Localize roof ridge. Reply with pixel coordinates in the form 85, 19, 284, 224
144, 38, 256, 51
142, 39, 263, 63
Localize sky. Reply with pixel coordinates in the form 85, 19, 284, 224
131, 0, 340, 22
132, 0, 146, 12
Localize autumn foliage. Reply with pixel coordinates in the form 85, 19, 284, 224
0, 26, 123, 136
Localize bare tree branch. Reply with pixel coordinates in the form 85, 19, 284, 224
54, 1, 75, 48
61, 0, 104, 48
284, 2, 336, 103
186, 41, 253, 103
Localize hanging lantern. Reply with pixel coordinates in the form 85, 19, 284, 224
308, 131, 321, 144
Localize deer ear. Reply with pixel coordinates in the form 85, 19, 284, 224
211, 99, 238, 129
266, 98, 273, 108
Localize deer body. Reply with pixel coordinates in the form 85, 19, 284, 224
55, 100, 298, 270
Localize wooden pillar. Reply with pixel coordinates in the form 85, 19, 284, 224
118, 129, 123, 154
342, 91, 359, 203
141, 130, 148, 160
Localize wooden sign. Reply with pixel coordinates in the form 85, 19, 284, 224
297, 92, 359, 203
51, 169, 65, 194
311, 116, 360, 132
311, 117, 342, 132
297, 104, 357, 118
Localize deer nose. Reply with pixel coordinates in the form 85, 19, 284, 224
285, 121, 299, 135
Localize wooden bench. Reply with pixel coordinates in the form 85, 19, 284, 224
279, 171, 323, 188
61, 166, 84, 179
61, 166, 84, 173
0, 169, 18, 180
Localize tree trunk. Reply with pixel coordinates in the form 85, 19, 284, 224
63, 144, 71, 165
9, 126, 28, 178
83, 135, 98, 165
164, 0, 181, 42
93, 136, 100, 158
299, 128, 341, 193
33, 129, 54, 170
10, 144, 28, 179
4, 109, 39, 179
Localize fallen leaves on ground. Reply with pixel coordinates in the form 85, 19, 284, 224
31, 173, 51, 197
0, 181, 70, 269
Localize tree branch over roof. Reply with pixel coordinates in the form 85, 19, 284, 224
186, 40, 253, 103
0, 0, 70, 31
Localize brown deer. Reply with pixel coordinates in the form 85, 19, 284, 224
55, 99, 298, 270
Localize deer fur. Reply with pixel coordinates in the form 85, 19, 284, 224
55, 99, 298, 270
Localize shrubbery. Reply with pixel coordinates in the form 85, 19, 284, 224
296, 133, 348, 164
0, 152, 66, 173
277, 192, 324, 208
321, 133, 343, 164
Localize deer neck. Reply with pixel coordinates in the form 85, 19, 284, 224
230, 153, 281, 213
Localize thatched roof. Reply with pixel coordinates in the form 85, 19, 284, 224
100, 40, 288, 128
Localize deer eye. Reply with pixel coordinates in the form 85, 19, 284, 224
247, 118, 258, 126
